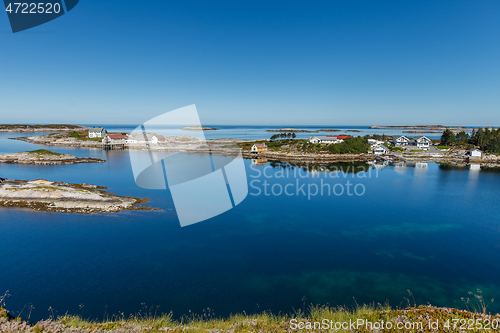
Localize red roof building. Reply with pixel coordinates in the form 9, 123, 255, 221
325, 135, 352, 140
106, 134, 127, 139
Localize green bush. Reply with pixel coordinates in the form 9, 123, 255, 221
327, 137, 370, 154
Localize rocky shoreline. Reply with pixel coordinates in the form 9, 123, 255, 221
0, 150, 105, 165
0, 179, 156, 214
243, 150, 377, 164
12, 136, 102, 148
244, 151, 500, 166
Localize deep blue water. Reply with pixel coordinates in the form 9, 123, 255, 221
1, 130, 500, 322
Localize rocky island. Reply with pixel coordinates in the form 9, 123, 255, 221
266, 128, 341, 133
0, 150, 105, 165
369, 125, 496, 132
0, 124, 88, 133
12, 133, 103, 148
182, 125, 218, 131
0, 179, 156, 213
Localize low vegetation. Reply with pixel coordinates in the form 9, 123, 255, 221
2, 304, 500, 332
68, 131, 103, 142
25, 149, 62, 156
1, 290, 499, 332
326, 137, 370, 154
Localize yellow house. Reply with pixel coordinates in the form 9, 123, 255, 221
251, 143, 268, 153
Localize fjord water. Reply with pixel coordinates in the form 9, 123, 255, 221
1, 132, 500, 322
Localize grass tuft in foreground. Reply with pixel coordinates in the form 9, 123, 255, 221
11, 304, 495, 332
1, 290, 499, 332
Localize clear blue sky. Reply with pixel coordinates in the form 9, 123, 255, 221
1, 0, 499, 126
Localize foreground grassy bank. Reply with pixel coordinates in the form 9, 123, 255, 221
2, 304, 500, 332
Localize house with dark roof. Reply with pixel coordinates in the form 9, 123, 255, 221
469, 148, 483, 158
374, 145, 389, 155
413, 136, 431, 150
151, 135, 165, 144
393, 135, 409, 146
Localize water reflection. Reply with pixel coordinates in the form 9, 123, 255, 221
251, 158, 268, 167
393, 161, 407, 175
265, 161, 372, 175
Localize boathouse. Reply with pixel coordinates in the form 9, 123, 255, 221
102, 134, 126, 150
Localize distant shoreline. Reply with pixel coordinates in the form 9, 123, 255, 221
0, 124, 89, 133
369, 125, 497, 132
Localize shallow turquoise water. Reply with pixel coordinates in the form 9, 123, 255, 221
1, 131, 500, 321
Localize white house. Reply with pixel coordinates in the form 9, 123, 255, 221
136, 133, 166, 144
413, 136, 431, 150
151, 135, 165, 144
469, 148, 483, 158
251, 143, 268, 152
393, 135, 409, 146
309, 136, 342, 144
374, 145, 389, 155
88, 127, 106, 138
368, 139, 384, 145
368, 139, 385, 150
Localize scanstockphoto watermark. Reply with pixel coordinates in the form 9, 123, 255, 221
290, 318, 500, 331
3, 0, 80, 33
249, 162, 379, 200
290, 318, 425, 331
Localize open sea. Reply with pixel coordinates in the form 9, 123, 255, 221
1, 125, 500, 322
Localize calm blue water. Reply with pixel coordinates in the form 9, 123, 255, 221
1, 130, 500, 322
82, 124, 450, 141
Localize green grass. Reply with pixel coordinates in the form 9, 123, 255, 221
438, 145, 452, 149
68, 131, 103, 142
410, 149, 426, 152
51, 304, 500, 333
25, 149, 62, 156
2, 290, 499, 333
